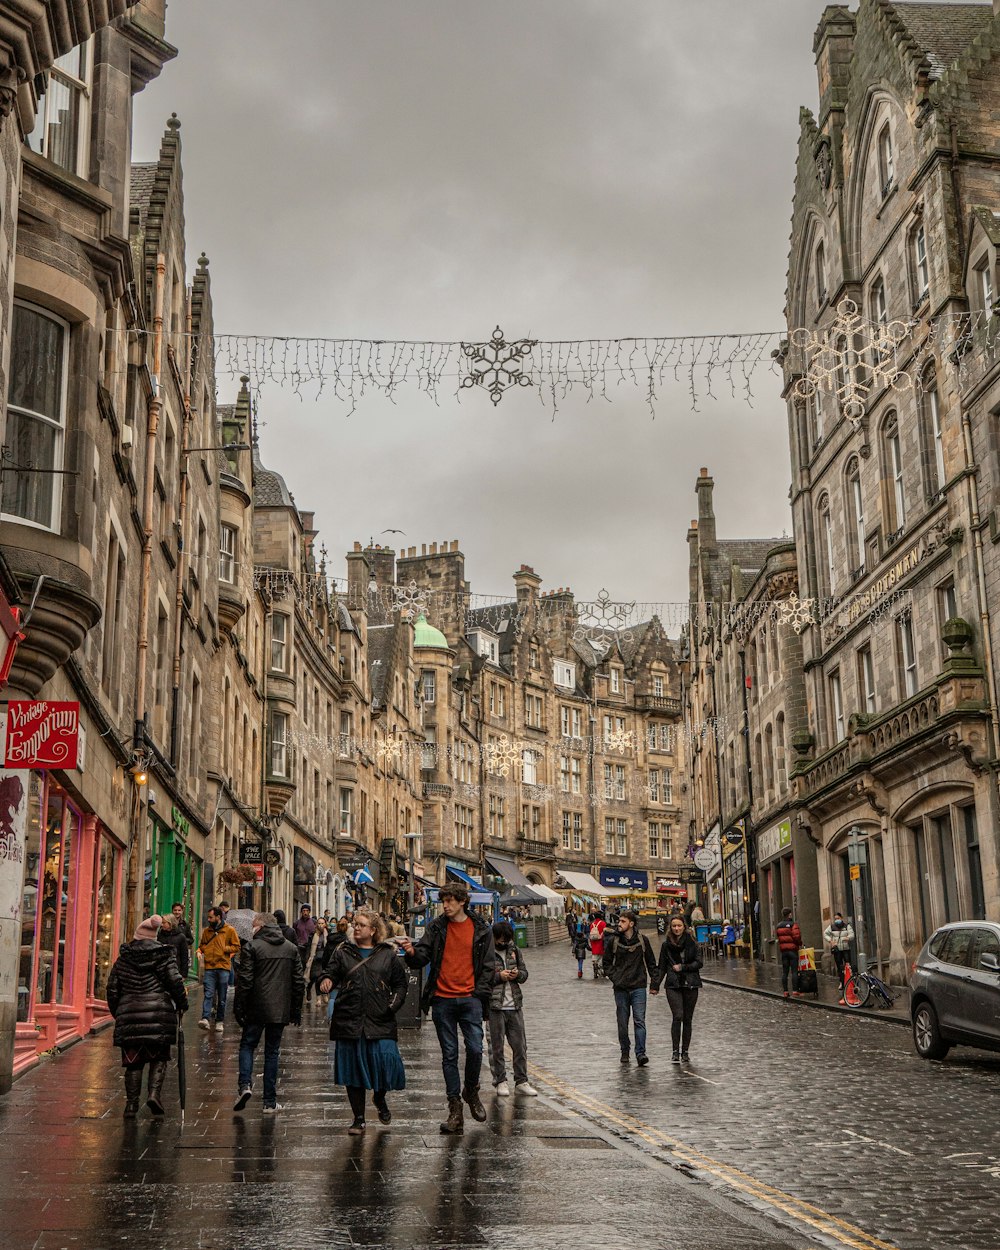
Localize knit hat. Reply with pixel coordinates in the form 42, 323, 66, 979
134, 914, 163, 941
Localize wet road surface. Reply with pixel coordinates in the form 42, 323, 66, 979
2, 942, 998, 1249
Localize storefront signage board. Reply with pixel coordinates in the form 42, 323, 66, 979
599, 867, 648, 891
5, 701, 80, 769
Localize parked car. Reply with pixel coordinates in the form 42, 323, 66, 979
910, 921, 1000, 1060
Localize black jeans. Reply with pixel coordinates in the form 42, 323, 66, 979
831, 947, 849, 988
665, 987, 699, 1052
780, 951, 799, 992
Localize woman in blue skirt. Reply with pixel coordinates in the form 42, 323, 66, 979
319, 907, 408, 1134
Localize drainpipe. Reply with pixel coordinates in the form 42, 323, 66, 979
169, 287, 193, 766
127, 252, 166, 937
737, 646, 757, 960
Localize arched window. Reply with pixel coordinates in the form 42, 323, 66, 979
764, 723, 775, 796
817, 494, 835, 598
754, 732, 763, 794
871, 276, 887, 328
846, 457, 865, 572
815, 241, 827, 306
882, 412, 905, 536
877, 123, 895, 197
921, 370, 945, 497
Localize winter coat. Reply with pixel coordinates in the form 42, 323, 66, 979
589, 918, 607, 956
197, 921, 241, 970
404, 911, 497, 1011
326, 941, 409, 1041
273, 910, 297, 945
303, 930, 326, 983
234, 924, 305, 1027
315, 928, 349, 982
293, 915, 317, 949
490, 943, 528, 1011
602, 929, 657, 991
572, 929, 590, 960
158, 926, 190, 978
824, 919, 855, 952
106, 940, 188, 1048
652, 934, 703, 991
776, 919, 802, 954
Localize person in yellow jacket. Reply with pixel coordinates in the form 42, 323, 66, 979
197, 907, 242, 1032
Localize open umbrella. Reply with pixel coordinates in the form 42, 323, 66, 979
176, 1010, 186, 1128
224, 908, 256, 942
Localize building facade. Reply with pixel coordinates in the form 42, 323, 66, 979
781, 0, 1000, 979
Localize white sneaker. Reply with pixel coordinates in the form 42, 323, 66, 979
495, 1080, 511, 1097
214, 1022, 224, 1034
262, 1103, 283, 1114
197, 1018, 210, 1030
515, 1082, 538, 1097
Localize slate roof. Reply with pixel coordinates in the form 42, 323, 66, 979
972, 205, 1000, 247
252, 446, 294, 509
893, 3, 994, 78
337, 600, 359, 637
130, 162, 157, 228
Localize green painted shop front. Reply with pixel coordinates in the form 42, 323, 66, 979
143, 806, 203, 940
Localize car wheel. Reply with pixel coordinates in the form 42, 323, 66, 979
913, 1001, 950, 1060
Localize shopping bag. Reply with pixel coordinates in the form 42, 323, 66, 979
797, 946, 815, 972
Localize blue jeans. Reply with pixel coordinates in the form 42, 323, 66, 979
431, 996, 484, 1098
614, 987, 647, 1058
326, 989, 338, 1022
238, 1022, 284, 1105
202, 968, 229, 1021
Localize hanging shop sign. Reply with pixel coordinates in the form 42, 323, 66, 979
4, 701, 80, 769
171, 806, 191, 839
655, 877, 684, 893
240, 841, 265, 885
694, 848, 716, 872
599, 867, 648, 892
758, 819, 792, 865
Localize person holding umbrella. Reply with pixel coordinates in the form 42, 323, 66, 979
106, 915, 188, 1118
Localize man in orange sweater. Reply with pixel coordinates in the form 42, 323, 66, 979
401, 884, 497, 1134
197, 907, 242, 1031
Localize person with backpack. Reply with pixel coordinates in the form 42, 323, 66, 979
571, 916, 589, 978
588, 912, 607, 979
776, 907, 803, 998
651, 915, 703, 1062
602, 910, 658, 1065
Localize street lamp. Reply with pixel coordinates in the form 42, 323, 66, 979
403, 832, 421, 937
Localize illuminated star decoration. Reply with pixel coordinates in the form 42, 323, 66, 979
777, 592, 815, 636
603, 727, 636, 755
790, 298, 912, 429
375, 738, 403, 767
573, 589, 637, 648
484, 736, 521, 777
393, 580, 430, 622
460, 326, 537, 406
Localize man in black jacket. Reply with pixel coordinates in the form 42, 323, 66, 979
603, 909, 658, 1066
233, 912, 305, 1113
400, 884, 497, 1134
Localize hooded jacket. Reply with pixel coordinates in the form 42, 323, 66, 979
651, 932, 703, 991
776, 918, 802, 954
602, 927, 657, 991
404, 910, 497, 1011
325, 941, 409, 1041
490, 942, 528, 1011
234, 923, 305, 1026
106, 940, 188, 1048
823, 918, 855, 951
158, 925, 190, 978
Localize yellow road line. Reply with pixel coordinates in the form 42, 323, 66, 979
529, 1061, 899, 1250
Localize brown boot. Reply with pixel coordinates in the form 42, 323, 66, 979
123, 1068, 142, 1119
463, 1085, 487, 1122
440, 1095, 464, 1134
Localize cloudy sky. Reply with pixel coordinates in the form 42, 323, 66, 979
132, 1, 831, 610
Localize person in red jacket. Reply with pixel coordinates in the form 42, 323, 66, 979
775, 908, 802, 998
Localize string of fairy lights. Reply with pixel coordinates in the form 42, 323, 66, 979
124, 302, 1000, 416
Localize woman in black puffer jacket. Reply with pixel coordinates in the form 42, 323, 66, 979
106, 915, 188, 1119
651, 915, 703, 1063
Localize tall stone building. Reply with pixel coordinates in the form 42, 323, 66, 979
780, 0, 1000, 978
685, 469, 818, 958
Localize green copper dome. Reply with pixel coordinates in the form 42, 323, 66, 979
413, 612, 449, 650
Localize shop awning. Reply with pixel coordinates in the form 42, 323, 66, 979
446, 864, 486, 891
529, 882, 565, 906
555, 868, 619, 897
485, 854, 544, 901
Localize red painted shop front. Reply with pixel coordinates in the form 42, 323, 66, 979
14, 772, 125, 1077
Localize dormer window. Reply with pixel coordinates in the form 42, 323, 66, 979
469, 629, 499, 664
976, 256, 995, 315
877, 123, 894, 198
529, 644, 539, 669
28, 40, 93, 178
653, 675, 664, 698
553, 659, 576, 689
610, 668, 621, 694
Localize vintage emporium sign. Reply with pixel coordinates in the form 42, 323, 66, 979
5, 701, 80, 770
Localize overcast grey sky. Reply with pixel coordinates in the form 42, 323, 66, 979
132, 1, 831, 609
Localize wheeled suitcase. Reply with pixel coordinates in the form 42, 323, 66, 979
797, 967, 818, 995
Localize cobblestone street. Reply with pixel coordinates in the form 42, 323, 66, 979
3, 943, 999, 1250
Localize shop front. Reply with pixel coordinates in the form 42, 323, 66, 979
144, 805, 203, 930
15, 771, 126, 1077
758, 818, 793, 964
721, 836, 749, 945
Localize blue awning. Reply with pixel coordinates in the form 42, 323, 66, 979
446, 865, 485, 891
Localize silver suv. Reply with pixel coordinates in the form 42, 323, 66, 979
910, 922, 1000, 1060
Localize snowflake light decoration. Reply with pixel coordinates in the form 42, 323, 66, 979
791, 298, 912, 429
460, 326, 537, 406
393, 579, 429, 621
776, 592, 815, 636
375, 738, 403, 767
484, 736, 521, 777
603, 727, 635, 755
573, 589, 637, 648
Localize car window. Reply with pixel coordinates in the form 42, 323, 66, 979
940, 928, 977, 968
928, 930, 948, 959
971, 929, 1000, 967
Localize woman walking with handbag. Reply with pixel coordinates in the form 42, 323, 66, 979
651, 915, 703, 1063
319, 907, 408, 1134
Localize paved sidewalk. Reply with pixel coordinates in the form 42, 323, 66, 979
700, 950, 911, 1025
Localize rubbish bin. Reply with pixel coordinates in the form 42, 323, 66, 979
514, 923, 528, 949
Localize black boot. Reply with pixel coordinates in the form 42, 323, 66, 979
462, 1085, 486, 1122
146, 1060, 168, 1115
440, 1095, 464, 1134
123, 1068, 142, 1118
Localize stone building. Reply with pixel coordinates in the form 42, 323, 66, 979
685, 469, 818, 959
390, 542, 689, 906
780, 0, 1000, 979
0, 3, 176, 1088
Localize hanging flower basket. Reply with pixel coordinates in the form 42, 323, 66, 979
220, 864, 258, 885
